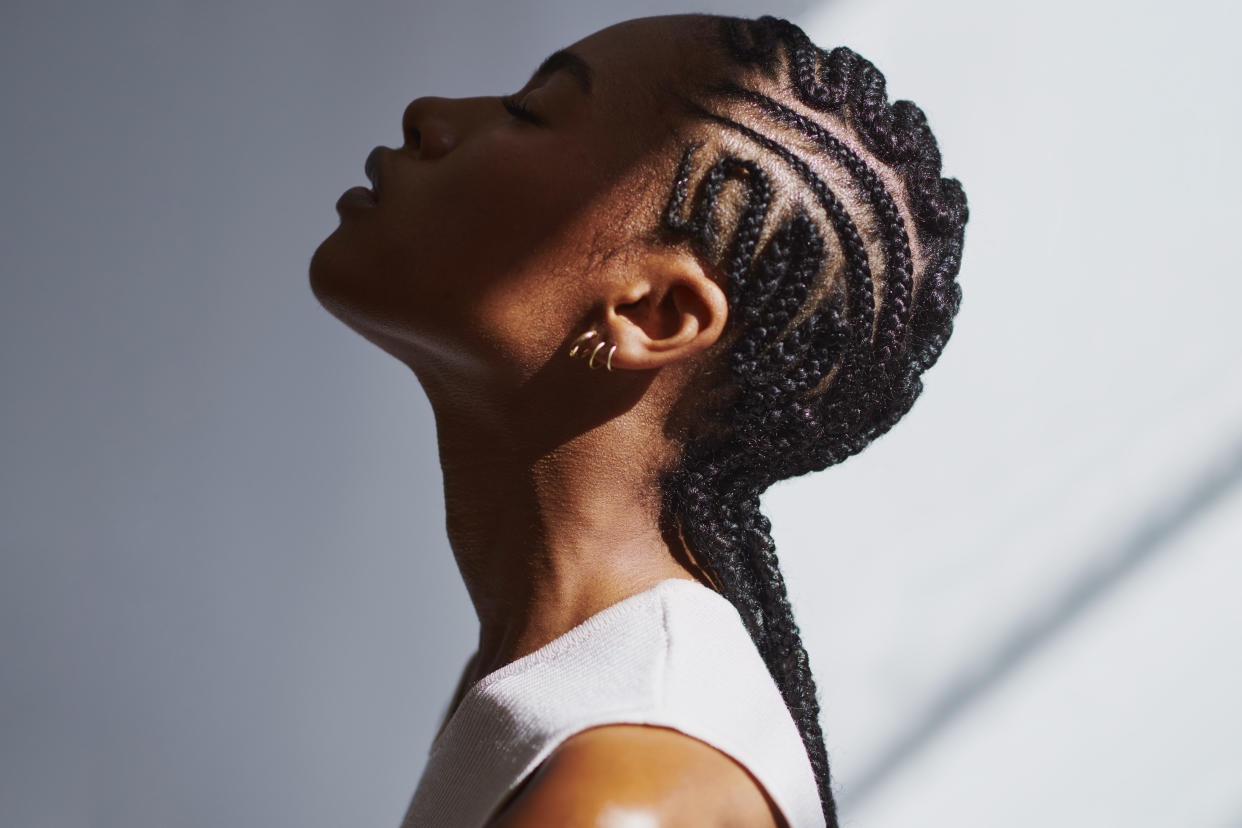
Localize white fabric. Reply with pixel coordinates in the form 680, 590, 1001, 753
400, 577, 825, 827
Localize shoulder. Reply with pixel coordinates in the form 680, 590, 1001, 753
488, 724, 787, 828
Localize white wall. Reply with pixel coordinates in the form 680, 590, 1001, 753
770, 1, 1242, 824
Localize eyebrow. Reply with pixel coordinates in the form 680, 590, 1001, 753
533, 49, 594, 94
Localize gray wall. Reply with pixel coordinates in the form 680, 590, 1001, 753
5, 0, 1241, 826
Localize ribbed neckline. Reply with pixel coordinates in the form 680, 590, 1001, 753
430, 576, 718, 754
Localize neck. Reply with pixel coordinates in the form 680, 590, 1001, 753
430, 396, 702, 686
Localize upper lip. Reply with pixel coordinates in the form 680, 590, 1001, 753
364, 146, 383, 199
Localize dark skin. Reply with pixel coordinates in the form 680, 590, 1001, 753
310, 14, 785, 826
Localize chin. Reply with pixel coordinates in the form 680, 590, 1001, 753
306, 235, 414, 363
308, 231, 354, 318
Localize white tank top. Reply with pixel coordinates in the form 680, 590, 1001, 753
400, 577, 826, 827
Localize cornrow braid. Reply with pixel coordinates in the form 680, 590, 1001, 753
715, 85, 918, 372
657, 16, 969, 826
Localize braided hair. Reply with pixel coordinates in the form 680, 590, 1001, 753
653, 16, 969, 825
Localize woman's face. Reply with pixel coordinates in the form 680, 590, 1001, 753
309, 14, 719, 382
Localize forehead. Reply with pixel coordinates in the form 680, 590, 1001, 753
515, 16, 729, 253
570, 15, 715, 65
565, 15, 724, 122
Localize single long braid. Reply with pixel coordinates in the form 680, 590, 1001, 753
656, 16, 969, 825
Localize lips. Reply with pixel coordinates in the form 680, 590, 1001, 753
365, 146, 384, 200
336, 186, 377, 211
335, 147, 385, 214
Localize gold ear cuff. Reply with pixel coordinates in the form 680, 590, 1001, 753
568, 329, 617, 372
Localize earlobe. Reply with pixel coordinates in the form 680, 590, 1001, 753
595, 249, 727, 373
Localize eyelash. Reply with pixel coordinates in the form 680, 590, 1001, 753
501, 95, 543, 125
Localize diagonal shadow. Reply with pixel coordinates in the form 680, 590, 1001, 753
839, 425, 1242, 813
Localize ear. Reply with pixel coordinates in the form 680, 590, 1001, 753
602, 248, 728, 372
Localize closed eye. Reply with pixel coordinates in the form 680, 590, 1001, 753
501, 95, 545, 126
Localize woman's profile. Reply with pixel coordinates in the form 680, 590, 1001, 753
309, 12, 967, 828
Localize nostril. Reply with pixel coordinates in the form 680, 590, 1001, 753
405, 127, 421, 150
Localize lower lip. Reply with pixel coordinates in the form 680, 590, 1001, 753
336, 186, 377, 211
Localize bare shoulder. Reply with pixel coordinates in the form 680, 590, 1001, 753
488, 724, 787, 828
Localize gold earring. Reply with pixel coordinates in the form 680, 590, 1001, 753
569, 329, 617, 372
568, 329, 598, 357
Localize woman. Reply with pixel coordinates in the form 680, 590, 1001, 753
310, 12, 967, 827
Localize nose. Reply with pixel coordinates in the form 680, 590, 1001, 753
401, 96, 458, 159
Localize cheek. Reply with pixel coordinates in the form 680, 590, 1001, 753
418, 141, 600, 279
402, 142, 604, 314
